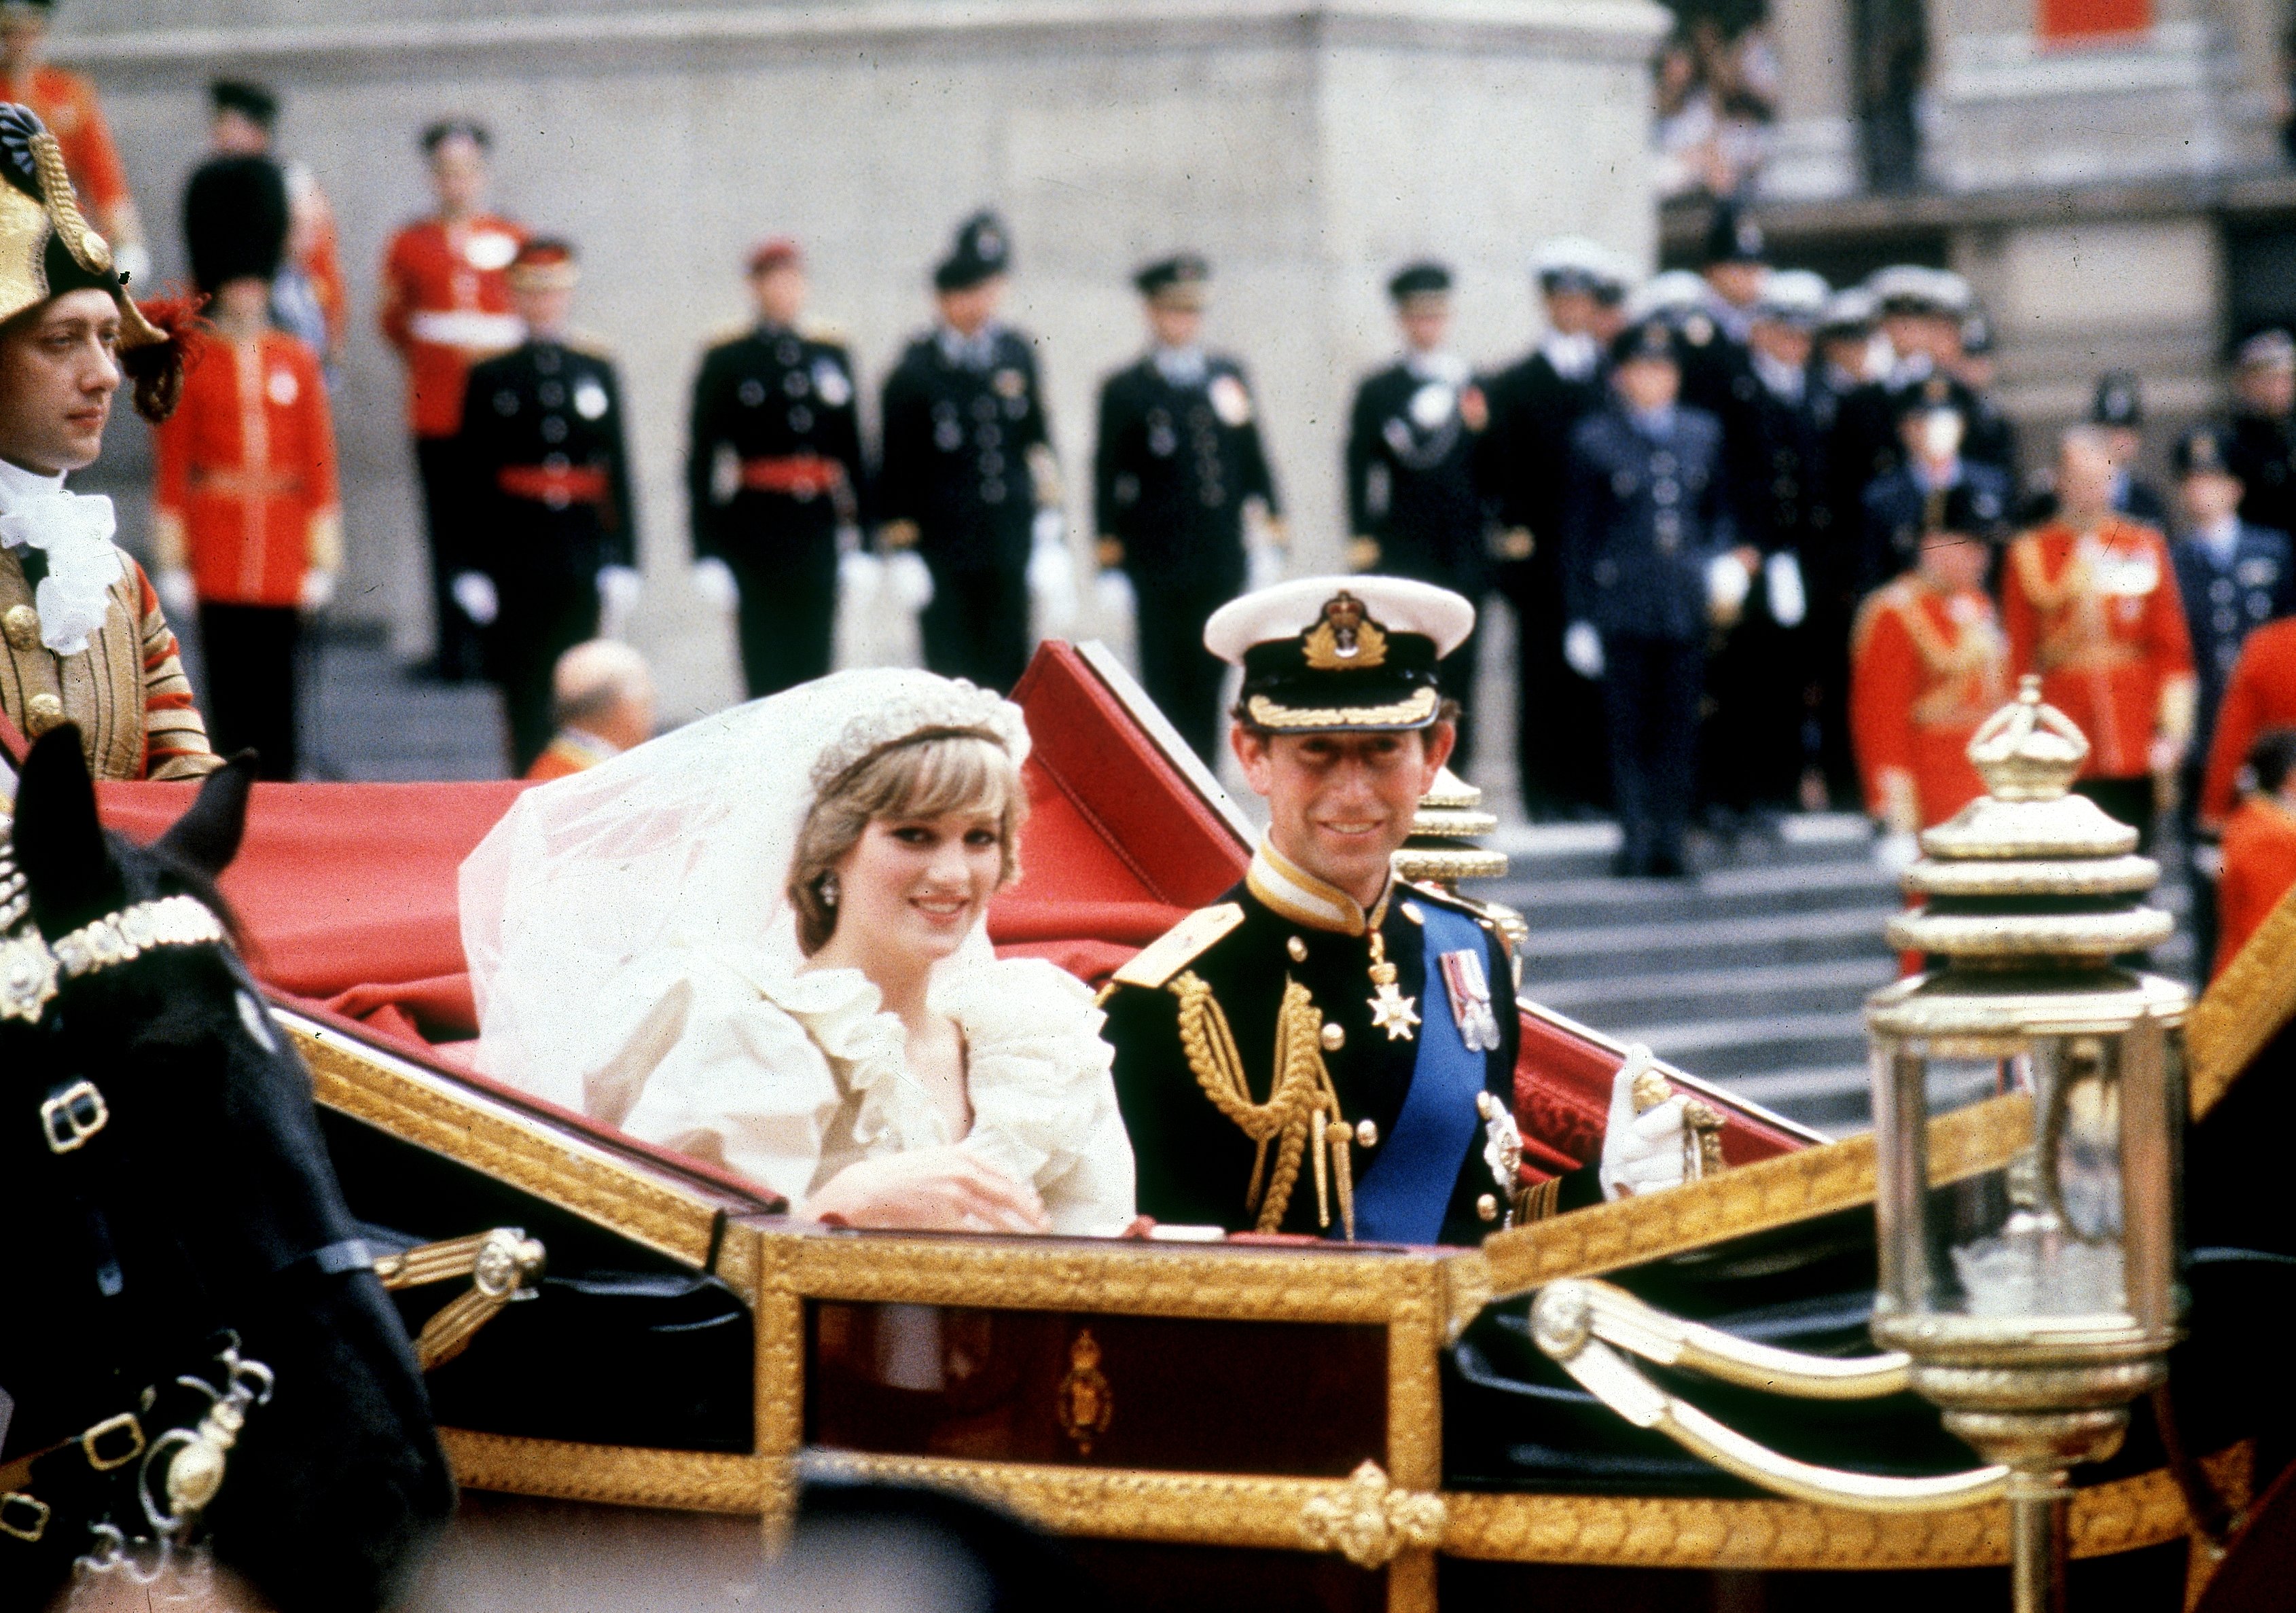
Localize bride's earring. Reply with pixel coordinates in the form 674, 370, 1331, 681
821, 873, 840, 909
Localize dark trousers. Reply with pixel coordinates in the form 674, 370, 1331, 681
1133, 578, 1237, 765
490, 589, 599, 776
1501, 566, 1608, 817
1701, 601, 1805, 816
198, 602, 300, 781
920, 562, 1030, 693
730, 547, 838, 700
415, 436, 484, 681
2178, 769, 2218, 985
2076, 775, 2158, 856
1603, 632, 1704, 872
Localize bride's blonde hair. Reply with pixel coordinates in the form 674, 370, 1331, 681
788, 731, 1028, 954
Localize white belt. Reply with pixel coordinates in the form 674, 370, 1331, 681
408, 310, 525, 350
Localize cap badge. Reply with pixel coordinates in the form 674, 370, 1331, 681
1302, 591, 1388, 672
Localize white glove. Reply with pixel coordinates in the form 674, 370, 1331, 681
1765, 550, 1806, 628
1598, 1045, 1691, 1201
596, 564, 643, 638
155, 566, 196, 621
298, 568, 337, 613
885, 549, 935, 613
1247, 543, 1286, 592
1026, 519, 1078, 639
1706, 550, 1753, 621
1094, 565, 1137, 623
1564, 621, 1604, 681
1874, 829, 1920, 875
690, 556, 738, 611
452, 570, 499, 626
838, 547, 882, 610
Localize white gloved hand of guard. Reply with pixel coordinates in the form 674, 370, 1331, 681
1874, 829, 1920, 875
690, 556, 738, 612
1094, 565, 1136, 623
1598, 1045, 1691, 1201
1564, 621, 1605, 681
1026, 513, 1078, 639
155, 566, 196, 621
1247, 543, 1286, 592
1765, 550, 1806, 628
596, 564, 643, 639
885, 549, 935, 613
838, 547, 882, 610
298, 568, 336, 613
451, 570, 499, 626
1706, 550, 1753, 617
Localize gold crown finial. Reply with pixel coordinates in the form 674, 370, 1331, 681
1964, 674, 2089, 803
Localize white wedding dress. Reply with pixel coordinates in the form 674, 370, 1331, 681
458, 668, 1137, 1236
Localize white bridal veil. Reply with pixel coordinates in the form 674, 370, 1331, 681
459, 667, 1031, 1102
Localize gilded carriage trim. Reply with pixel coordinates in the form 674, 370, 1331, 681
2187, 882, 2296, 1119
795, 1450, 1442, 1561
1442, 1445, 2246, 1570
281, 1013, 728, 1271
1466, 1095, 2032, 1332
437, 1429, 761, 1514
747, 1221, 1452, 1324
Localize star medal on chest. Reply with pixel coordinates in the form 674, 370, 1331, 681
1364, 915, 1418, 1041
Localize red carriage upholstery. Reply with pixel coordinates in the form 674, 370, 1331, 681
91, 642, 1810, 1188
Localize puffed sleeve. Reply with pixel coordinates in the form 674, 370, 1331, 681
605, 951, 848, 1208
942, 958, 1137, 1236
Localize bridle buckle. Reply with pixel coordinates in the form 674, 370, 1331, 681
80, 1411, 143, 1472
0, 1491, 49, 1542
39, 1079, 107, 1154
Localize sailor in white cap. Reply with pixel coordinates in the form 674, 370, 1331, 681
1100, 575, 1692, 1246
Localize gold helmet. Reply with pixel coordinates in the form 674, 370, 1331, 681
0, 102, 184, 419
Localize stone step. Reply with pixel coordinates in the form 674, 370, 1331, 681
1488, 858, 1898, 926
1482, 813, 1877, 882
1524, 956, 1897, 1026
1517, 905, 1897, 981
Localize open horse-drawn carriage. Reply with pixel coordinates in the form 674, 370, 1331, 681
12, 642, 2296, 1611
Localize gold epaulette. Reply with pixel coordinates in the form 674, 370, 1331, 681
1109, 902, 1244, 992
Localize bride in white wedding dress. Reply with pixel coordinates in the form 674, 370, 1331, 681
459, 668, 1136, 1236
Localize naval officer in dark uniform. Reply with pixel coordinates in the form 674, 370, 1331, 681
877, 210, 1056, 692
1101, 575, 1695, 1244
685, 237, 866, 697
1092, 253, 1281, 763
2223, 327, 2296, 541
1344, 263, 1492, 761
1562, 317, 1738, 879
450, 238, 638, 774
1479, 236, 1618, 819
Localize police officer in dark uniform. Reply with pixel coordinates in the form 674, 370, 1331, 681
2223, 328, 2296, 541
451, 238, 638, 774
1344, 262, 1491, 761
685, 237, 865, 697
2092, 370, 2168, 528
2170, 424, 2296, 972
1101, 575, 1696, 1242
1480, 237, 1616, 818
1856, 379, 2012, 596
1804, 286, 1882, 805
1707, 268, 1828, 823
1092, 254, 1280, 763
1562, 317, 1738, 879
877, 210, 1056, 692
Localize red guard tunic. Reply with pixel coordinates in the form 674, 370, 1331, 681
1850, 574, 2009, 831
151, 332, 341, 604
0, 64, 130, 221
2215, 794, 2296, 975
378, 213, 526, 439
2003, 519, 2195, 780
2200, 616, 2296, 829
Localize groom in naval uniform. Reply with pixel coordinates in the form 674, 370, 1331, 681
1102, 576, 1691, 1244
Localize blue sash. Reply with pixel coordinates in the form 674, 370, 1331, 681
1351, 904, 1490, 1244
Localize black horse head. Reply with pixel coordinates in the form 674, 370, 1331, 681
0, 727, 452, 1611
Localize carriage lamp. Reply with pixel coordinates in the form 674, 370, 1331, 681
1528, 678, 2188, 1613
1865, 675, 2186, 1610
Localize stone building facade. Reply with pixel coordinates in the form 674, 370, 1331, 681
56, 0, 1668, 719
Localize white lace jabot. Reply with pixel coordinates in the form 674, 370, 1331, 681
0, 455, 124, 655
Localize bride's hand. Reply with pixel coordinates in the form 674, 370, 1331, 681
805, 1147, 1051, 1234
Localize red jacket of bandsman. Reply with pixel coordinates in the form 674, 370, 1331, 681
1, 63, 130, 223
2216, 793, 2296, 976
1850, 573, 2010, 831
2200, 616, 2296, 830
378, 213, 526, 439
151, 331, 341, 606
2002, 518, 2195, 780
